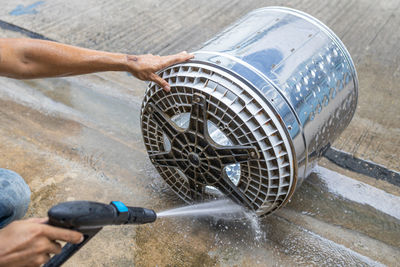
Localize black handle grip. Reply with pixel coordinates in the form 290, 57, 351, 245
43, 227, 101, 267
43, 201, 122, 267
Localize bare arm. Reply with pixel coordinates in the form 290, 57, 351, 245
0, 38, 193, 91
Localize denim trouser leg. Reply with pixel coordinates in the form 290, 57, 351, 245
0, 169, 31, 228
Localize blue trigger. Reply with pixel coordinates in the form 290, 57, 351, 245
111, 201, 128, 213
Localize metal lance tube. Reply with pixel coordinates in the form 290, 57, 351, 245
141, 7, 358, 216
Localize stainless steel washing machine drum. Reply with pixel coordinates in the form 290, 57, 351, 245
141, 7, 358, 216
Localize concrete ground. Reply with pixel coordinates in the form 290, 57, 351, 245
0, 0, 399, 266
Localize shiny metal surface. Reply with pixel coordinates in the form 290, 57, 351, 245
141, 7, 358, 215
197, 6, 358, 179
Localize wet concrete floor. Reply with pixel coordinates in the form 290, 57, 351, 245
0, 0, 399, 266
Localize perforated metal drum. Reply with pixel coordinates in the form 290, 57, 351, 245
141, 7, 358, 215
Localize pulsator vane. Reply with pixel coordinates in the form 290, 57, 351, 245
141, 7, 358, 216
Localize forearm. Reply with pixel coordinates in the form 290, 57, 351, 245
0, 38, 127, 79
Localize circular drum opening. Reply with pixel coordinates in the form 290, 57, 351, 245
141, 64, 295, 216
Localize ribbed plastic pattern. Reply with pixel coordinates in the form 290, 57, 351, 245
141, 64, 294, 215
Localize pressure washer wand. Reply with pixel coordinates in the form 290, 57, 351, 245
43, 201, 157, 267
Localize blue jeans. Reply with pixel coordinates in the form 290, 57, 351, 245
0, 169, 31, 228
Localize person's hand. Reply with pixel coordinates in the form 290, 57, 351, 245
0, 218, 83, 267
125, 51, 194, 92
